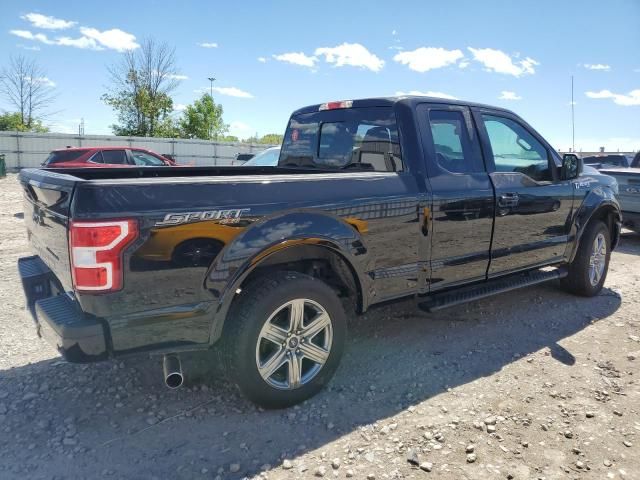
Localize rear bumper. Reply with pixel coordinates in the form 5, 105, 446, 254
18, 256, 108, 363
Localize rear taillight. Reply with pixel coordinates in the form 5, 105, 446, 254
69, 219, 138, 293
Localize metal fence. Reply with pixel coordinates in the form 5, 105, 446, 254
0, 131, 275, 169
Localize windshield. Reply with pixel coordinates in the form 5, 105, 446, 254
44, 150, 89, 165
279, 106, 402, 171
243, 147, 281, 166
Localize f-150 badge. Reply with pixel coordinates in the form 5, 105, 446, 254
156, 209, 250, 226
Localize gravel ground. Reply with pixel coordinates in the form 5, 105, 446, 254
0, 172, 639, 480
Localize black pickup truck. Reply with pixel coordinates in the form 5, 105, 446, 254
18, 97, 621, 408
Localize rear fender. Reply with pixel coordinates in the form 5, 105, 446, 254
567, 185, 621, 262
205, 211, 371, 343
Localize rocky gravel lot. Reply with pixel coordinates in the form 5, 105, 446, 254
0, 172, 639, 480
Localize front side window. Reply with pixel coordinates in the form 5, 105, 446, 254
280, 107, 402, 172
131, 150, 166, 166
482, 115, 551, 182
428, 110, 475, 174
101, 150, 127, 165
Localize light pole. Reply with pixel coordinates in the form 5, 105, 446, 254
208, 77, 216, 140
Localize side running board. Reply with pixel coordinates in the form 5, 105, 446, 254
418, 267, 568, 312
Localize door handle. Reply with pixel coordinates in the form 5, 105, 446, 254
498, 193, 519, 208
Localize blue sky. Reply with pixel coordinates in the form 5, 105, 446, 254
1, 0, 639, 151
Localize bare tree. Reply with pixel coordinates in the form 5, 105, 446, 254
0, 55, 56, 128
103, 38, 181, 136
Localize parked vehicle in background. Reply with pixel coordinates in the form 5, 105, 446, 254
599, 167, 640, 233
18, 96, 621, 408
242, 147, 281, 166
632, 151, 640, 168
42, 147, 176, 168
235, 153, 255, 162
582, 154, 631, 169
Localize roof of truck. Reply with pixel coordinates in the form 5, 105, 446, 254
291, 96, 515, 116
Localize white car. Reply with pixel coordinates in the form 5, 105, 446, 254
242, 147, 280, 166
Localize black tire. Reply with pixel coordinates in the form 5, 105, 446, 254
220, 271, 347, 408
561, 220, 610, 296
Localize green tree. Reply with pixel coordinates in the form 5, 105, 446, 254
259, 133, 284, 145
0, 111, 48, 132
102, 38, 182, 137
243, 133, 283, 144
0, 55, 56, 129
179, 93, 228, 140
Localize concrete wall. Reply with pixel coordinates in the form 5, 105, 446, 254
0, 131, 274, 169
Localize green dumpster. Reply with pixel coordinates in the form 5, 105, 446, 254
0, 154, 6, 178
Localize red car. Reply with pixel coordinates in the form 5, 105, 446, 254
43, 147, 176, 168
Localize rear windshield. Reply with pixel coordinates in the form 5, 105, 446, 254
44, 150, 89, 164
279, 107, 402, 171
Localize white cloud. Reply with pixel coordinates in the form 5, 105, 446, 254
273, 52, 317, 68
198, 42, 218, 48
213, 86, 254, 98
467, 47, 539, 76
229, 121, 252, 138
56, 35, 102, 50
584, 63, 611, 71
173, 103, 187, 112
585, 89, 640, 106
35, 76, 56, 87
393, 47, 464, 73
21, 13, 76, 30
167, 74, 188, 80
257, 57, 267, 63
314, 43, 384, 72
396, 90, 458, 100
458, 60, 469, 69
10, 27, 138, 51
17, 44, 41, 51
499, 90, 522, 100
392, 29, 397, 36
10, 30, 54, 44
79, 27, 139, 51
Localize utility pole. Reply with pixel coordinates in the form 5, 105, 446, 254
571, 75, 575, 153
207, 77, 215, 140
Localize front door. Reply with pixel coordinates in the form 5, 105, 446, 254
474, 110, 574, 276
418, 104, 495, 291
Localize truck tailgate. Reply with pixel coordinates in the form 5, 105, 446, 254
601, 168, 640, 213
19, 169, 78, 290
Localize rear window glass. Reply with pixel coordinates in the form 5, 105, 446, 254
280, 107, 402, 171
44, 150, 88, 164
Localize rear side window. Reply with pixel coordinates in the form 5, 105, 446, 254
280, 107, 402, 171
101, 150, 128, 165
44, 150, 89, 164
428, 110, 476, 174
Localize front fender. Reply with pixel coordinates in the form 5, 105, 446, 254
205, 210, 371, 343
567, 184, 621, 262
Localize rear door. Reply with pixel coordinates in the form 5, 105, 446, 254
417, 103, 495, 291
100, 149, 128, 166
20, 170, 77, 290
473, 109, 574, 276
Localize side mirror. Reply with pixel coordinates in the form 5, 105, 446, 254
561, 154, 583, 180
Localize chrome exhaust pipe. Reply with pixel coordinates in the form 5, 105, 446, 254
163, 354, 183, 389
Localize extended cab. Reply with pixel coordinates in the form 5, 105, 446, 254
18, 97, 621, 408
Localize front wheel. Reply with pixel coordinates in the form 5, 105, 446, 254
220, 271, 347, 408
562, 220, 610, 296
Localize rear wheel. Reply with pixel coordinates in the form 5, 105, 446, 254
562, 220, 610, 296
221, 271, 347, 408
